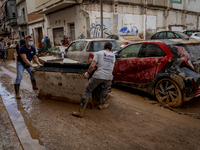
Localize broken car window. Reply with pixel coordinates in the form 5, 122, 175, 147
118, 44, 142, 58
138, 43, 166, 58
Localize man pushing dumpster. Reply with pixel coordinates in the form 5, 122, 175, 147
72, 42, 116, 118
14, 36, 41, 99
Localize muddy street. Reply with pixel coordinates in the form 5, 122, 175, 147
1, 60, 200, 150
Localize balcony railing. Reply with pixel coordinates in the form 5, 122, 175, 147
17, 15, 27, 25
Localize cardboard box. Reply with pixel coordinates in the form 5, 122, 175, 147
7, 49, 16, 60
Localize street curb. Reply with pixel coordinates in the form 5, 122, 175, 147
0, 95, 23, 150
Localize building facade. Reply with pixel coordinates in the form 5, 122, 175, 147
34, 0, 200, 46
0, 0, 17, 37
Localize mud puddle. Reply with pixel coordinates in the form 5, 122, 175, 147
0, 83, 46, 150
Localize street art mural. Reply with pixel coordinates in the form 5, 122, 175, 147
90, 23, 109, 38
119, 25, 139, 36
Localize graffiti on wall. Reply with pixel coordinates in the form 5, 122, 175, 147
90, 23, 109, 38
119, 24, 139, 36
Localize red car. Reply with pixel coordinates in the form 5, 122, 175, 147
113, 39, 200, 107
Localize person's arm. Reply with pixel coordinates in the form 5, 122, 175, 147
20, 54, 33, 67
33, 55, 40, 65
88, 60, 97, 74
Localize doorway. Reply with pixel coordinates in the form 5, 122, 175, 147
53, 27, 64, 46
70, 23, 75, 41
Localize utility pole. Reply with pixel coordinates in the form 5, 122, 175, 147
100, 0, 103, 38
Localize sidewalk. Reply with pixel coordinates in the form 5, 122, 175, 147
0, 96, 23, 150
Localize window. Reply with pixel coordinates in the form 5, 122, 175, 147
73, 41, 84, 51
83, 41, 87, 49
86, 42, 93, 52
118, 44, 142, 58
174, 33, 181, 38
112, 35, 119, 40
152, 33, 159, 38
67, 42, 75, 52
167, 32, 176, 39
138, 43, 166, 58
158, 32, 166, 38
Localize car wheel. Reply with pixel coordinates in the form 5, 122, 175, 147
155, 78, 182, 107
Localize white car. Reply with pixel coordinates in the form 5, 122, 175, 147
191, 32, 200, 41
64, 39, 120, 64
106, 34, 142, 48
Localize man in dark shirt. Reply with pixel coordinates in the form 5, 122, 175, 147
14, 36, 41, 99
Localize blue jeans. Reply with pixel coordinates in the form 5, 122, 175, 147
15, 61, 35, 84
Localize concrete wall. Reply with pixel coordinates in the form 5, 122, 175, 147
35, 0, 62, 12
36, 0, 200, 42
10, 25, 20, 38
44, 6, 79, 46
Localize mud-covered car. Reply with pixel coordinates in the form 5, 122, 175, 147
106, 34, 142, 48
113, 39, 200, 107
64, 39, 120, 64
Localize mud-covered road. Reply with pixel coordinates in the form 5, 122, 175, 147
1, 60, 200, 150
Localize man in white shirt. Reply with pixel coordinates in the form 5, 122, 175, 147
72, 42, 116, 118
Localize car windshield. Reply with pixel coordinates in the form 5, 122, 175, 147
176, 44, 200, 61
93, 41, 120, 52
120, 35, 141, 41
177, 32, 189, 39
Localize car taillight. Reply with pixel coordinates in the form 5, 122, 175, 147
123, 42, 130, 45
185, 59, 195, 71
88, 53, 94, 63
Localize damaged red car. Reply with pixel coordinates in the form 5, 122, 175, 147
113, 39, 200, 107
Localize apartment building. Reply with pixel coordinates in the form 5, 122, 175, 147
26, 0, 44, 48
35, 0, 200, 44
0, 0, 17, 37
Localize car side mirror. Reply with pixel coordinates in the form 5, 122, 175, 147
115, 54, 119, 58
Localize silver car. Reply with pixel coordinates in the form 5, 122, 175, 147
65, 39, 120, 64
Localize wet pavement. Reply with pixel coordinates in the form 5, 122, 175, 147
1, 60, 200, 150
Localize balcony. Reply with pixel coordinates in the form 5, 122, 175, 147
36, 0, 77, 14
16, 0, 25, 6
17, 15, 27, 25
6, 18, 17, 26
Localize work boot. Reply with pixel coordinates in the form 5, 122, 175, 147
72, 109, 84, 118
72, 98, 88, 118
98, 104, 109, 110
14, 84, 21, 99
31, 80, 38, 90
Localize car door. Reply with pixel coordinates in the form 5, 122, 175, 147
136, 43, 170, 84
66, 42, 75, 59
79, 41, 90, 63
113, 44, 142, 83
